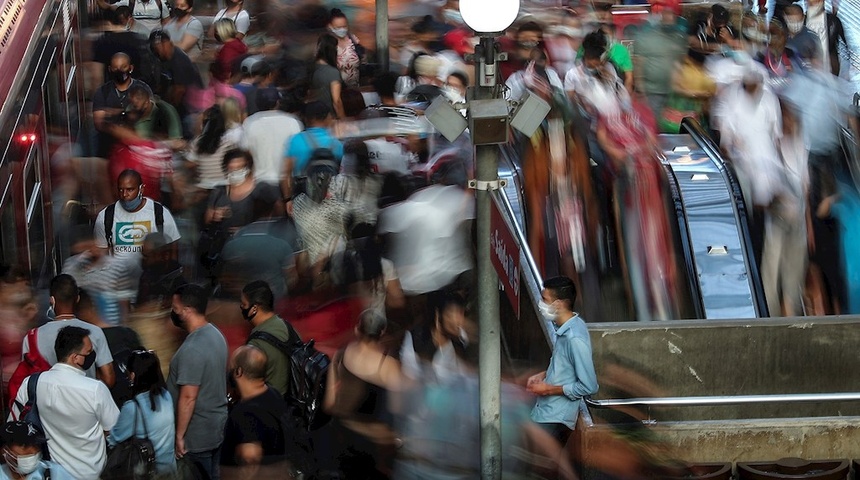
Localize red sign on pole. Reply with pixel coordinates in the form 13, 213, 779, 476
490, 196, 520, 318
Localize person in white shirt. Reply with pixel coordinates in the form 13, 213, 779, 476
241, 88, 303, 187
93, 169, 181, 265
106, 0, 170, 34
11, 326, 120, 480
210, 0, 250, 40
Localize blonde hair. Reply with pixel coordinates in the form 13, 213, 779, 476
214, 18, 238, 42
220, 97, 244, 126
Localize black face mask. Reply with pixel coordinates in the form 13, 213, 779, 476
240, 306, 255, 321
112, 70, 131, 84
170, 310, 185, 329
173, 8, 189, 17
81, 351, 97, 370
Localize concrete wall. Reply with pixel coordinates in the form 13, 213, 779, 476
586, 317, 860, 421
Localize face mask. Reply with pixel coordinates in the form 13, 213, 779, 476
226, 168, 249, 186
240, 305, 255, 321
80, 350, 97, 370
6, 451, 42, 475
585, 66, 599, 77
518, 41, 539, 50
538, 300, 557, 321
442, 8, 463, 25
120, 189, 143, 212
807, 2, 823, 15
173, 8, 189, 17
442, 85, 465, 103
112, 70, 130, 84
330, 27, 348, 39
785, 20, 803, 34
743, 28, 769, 44
170, 310, 185, 329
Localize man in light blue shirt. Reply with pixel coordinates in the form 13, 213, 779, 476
528, 276, 598, 445
282, 101, 344, 199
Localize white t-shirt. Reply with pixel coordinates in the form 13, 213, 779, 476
214, 8, 251, 35
93, 199, 181, 261
22, 318, 114, 378
115, 0, 170, 34
241, 110, 303, 185
163, 16, 204, 61
12, 364, 120, 480
564, 62, 626, 119
505, 67, 564, 102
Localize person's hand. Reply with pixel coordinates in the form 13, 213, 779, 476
527, 372, 546, 387
527, 381, 551, 396
175, 435, 187, 458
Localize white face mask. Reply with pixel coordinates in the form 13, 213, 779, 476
538, 300, 557, 321
785, 19, 804, 34
226, 168, 249, 186
330, 27, 348, 39
807, 2, 823, 15
6, 451, 42, 475
442, 8, 463, 25
442, 85, 465, 104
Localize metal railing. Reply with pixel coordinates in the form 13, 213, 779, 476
586, 392, 860, 408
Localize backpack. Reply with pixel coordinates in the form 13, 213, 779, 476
8, 329, 51, 410
104, 201, 164, 252
14, 372, 51, 460
248, 322, 331, 431
295, 133, 339, 204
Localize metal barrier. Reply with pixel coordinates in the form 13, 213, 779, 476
586, 392, 860, 408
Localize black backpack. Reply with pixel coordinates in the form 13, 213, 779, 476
103, 201, 164, 251
248, 322, 331, 431
295, 133, 339, 203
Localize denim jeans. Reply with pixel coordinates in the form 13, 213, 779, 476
186, 446, 222, 480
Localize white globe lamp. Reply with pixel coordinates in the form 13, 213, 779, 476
460, 0, 520, 34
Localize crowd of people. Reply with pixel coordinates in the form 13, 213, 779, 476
0, 0, 858, 477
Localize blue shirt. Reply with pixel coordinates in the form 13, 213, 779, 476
108, 391, 177, 475
283, 127, 344, 176
0, 461, 74, 480
531, 314, 598, 429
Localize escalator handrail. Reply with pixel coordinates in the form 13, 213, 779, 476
659, 162, 706, 319
679, 118, 769, 318
489, 171, 553, 349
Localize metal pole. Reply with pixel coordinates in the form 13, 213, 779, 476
474, 36, 502, 480
375, 0, 389, 73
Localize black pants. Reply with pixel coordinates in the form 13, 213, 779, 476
538, 422, 572, 447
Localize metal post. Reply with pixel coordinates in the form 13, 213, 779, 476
375, 0, 389, 73
474, 35, 502, 480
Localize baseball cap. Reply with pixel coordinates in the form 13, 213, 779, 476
0, 421, 47, 446
240, 55, 265, 76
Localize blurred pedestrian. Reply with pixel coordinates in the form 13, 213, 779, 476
329, 8, 363, 89
311, 34, 347, 119
210, 0, 250, 40
212, 19, 248, 84
241, 87, 303, 187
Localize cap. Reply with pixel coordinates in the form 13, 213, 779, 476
414, 55, 442, 78
240, 55, 265, 76
0, 421, 46, 446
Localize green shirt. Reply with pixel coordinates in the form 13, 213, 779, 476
248, 315, 294, 397
632, 24, 688, 95
135, 99, 182, 140
576, 41, 634, 73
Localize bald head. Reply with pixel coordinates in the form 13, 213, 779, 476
110, 52, 133, 71
232, 345, 267, 380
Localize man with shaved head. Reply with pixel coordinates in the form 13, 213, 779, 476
221, 345, 310, 475
92, 52, 151, 157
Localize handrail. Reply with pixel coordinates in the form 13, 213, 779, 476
586, 392, 860, 408
680, 118, 769, 318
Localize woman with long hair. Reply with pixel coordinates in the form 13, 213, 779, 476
311, 34, 346, 119
108, 350, 176, 477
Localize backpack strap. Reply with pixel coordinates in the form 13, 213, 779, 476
27, 372, 41, 412
153, 201, 164, 232
249, 330, 299, 354
104, 203, 117, 251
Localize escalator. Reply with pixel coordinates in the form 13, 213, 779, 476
495, 119, 766, 365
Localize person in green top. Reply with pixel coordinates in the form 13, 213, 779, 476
632, 2, 689, 118
576, 23, 633, 92
240, 280, 294, 397
126, 83, 183, 147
